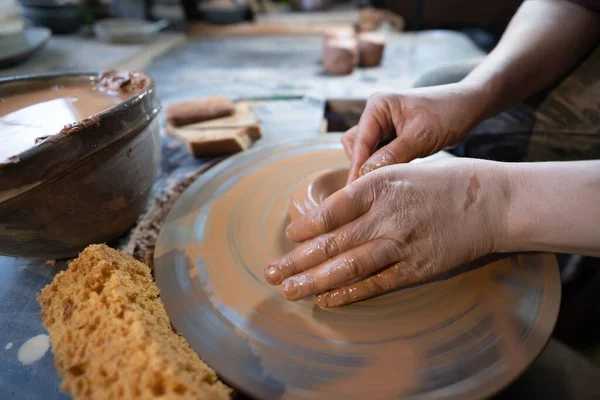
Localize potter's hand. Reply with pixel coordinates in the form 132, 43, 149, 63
343, 84, 485, 184
264, 158, 510, 307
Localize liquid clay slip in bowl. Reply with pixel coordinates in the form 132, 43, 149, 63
0, 71, 161, 259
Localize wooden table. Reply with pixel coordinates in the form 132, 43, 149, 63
1, 30, 598, 399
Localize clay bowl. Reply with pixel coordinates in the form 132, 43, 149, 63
288, 152, 456, 221
0, 72, 161, 259
289, 167, 348, 221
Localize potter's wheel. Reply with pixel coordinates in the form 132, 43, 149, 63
154, 136, 561, 400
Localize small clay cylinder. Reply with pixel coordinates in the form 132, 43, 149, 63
166, 96, 235, 127
323, 38, 358, 75
288, 168, 348, 221
324, 26, 356, 41
358, 32, 386, 68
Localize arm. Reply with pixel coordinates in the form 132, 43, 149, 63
463, 0, 600, 121
346, 0, 600, 182
503, 160, 600, 257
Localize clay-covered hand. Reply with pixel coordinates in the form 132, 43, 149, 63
342, 83, 484, 183
264, 158, 510, 307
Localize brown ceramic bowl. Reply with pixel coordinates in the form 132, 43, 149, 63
0, 72, 161, 259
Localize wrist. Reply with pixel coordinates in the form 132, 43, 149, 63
475, 160, 514, 254
495, 162, 533, 253
456, 79, 499, 128
439, 81, 495, 146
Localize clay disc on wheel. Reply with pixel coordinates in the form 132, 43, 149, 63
154, 136, 560, 400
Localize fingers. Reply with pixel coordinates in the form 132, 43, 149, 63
348, 96, 395, 183
341, 125, 357, 160
316, 261, 429, 308
285, 178, 374, 243
264, 216, 373, 285
279, 239, 401, 301
359, 137, 420, 176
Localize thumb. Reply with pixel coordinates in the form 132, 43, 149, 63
359, 136, 422, 176
348, 96, 396, 183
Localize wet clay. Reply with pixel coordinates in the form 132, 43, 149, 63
0, 72, 142, 162
288, 167, 348, 221
323, 38, 358, 75
154, 138, 561, 400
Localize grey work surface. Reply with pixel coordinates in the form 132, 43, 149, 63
3, 258, 600, 400
0, 33, 185, 78
1, 31, 599, 399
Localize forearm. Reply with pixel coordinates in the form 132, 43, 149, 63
501, 160, 600, 257
463, 0, 600, 121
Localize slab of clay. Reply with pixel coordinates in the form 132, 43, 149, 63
169, 123, 262, 157
154, 135, 560, 400
166, 95, 234, 127
165, 102, 257, 136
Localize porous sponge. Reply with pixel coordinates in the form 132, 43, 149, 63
38, 244, 232, 400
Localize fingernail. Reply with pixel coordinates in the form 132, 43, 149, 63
359, 163, 373, 177
316, 294, 330, 308
265, 266, 283, 285
285, 220, 301, 241
285, 224, 294, 240
286, 220, 306, 243
316, 292, 344, 308
359, 153, 394, 176
281, 279, 299, 300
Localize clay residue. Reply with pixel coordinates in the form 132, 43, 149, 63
464, 174, 481, 211
17, 334, 50, 366
97, 70, 150, 95
34, 135, 50, 144
0, 156, 20, 167
359, 151, 394, 176
59, 71, 149, 135
1, 74, 141, 161
60, 115, 101, 136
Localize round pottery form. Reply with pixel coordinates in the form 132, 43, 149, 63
287, 151, 456, 222
288, 167, 348, 221
0, 72, 161, 259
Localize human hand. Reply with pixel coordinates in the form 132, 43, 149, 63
342, 83, 485, 183
264, 158, 510, 307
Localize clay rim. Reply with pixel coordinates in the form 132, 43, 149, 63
0, 71, 160, 198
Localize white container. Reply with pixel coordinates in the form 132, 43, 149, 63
93, 18, 169, 43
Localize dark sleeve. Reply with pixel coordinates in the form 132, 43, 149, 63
564, 0, 600, 13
